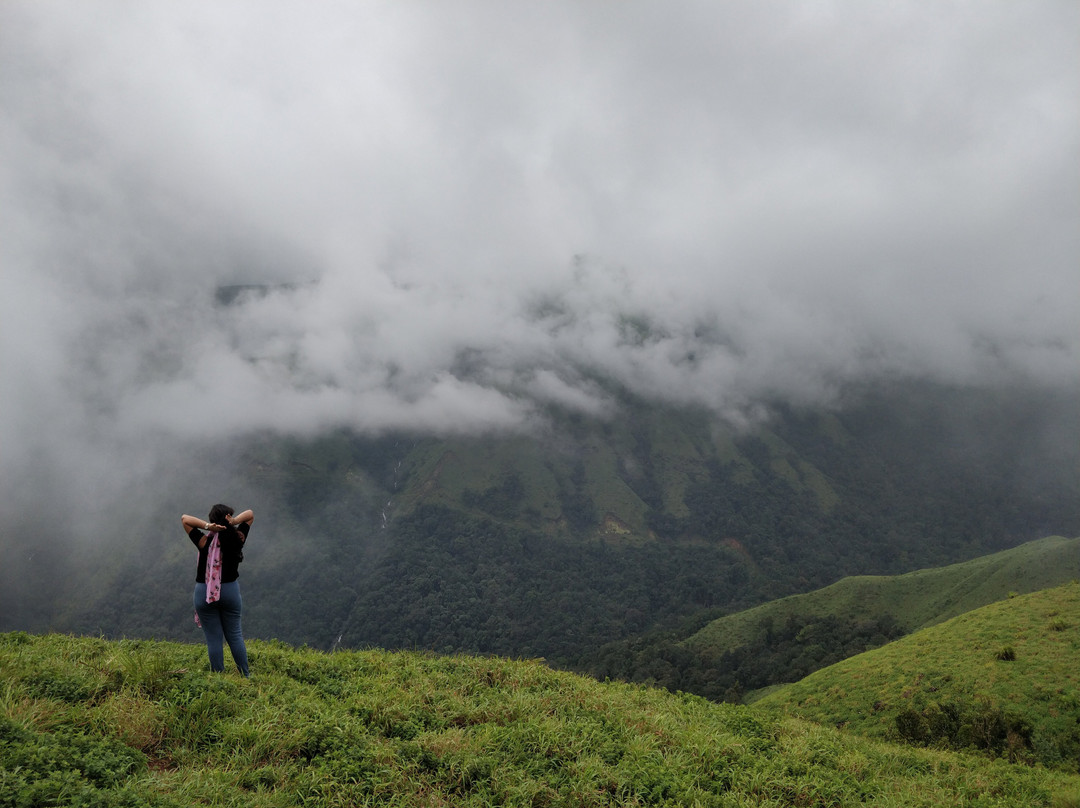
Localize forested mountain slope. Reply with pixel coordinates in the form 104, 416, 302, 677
4, 382, 1077, 679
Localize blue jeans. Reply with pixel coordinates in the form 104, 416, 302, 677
193, 581, 249, 677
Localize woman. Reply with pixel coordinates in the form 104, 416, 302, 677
181, 504, 254, 677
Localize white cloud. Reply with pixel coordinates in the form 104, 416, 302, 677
1, 0, 1077, 520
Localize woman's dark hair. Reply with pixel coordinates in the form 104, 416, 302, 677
208, 503, 234, 527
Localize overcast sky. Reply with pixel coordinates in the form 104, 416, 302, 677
1, 1, 1077, 522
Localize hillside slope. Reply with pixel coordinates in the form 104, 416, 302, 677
755, 583, 1080, 772
687, 535, 1080, 656
582, 535, 1080, 701
3, 631, 1079, 807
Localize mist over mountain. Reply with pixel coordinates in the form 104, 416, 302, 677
1, 3, 1077, 657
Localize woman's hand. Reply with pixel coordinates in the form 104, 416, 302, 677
182, 514, 229, 534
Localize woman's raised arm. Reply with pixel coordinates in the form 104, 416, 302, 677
228, 509, 254, 526
182, 514, 228, 534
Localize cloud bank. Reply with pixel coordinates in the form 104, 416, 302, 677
1, 1, 1077, 520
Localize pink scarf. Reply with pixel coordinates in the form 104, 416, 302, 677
194, 533, 223, 627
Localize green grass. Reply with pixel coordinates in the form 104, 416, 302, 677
3, 632, 1080, 806
756, 583, 1080, 772
686, 535, 1080, 662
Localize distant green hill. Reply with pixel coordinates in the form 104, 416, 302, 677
688, 535, 1080, 655
755, 583, 1080, 772
583, 535, 1080, 702
3, 632, 1079, 807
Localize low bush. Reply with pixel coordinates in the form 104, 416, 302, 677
894, 700, 1033, 762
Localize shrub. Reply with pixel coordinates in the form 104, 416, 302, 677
892, 700, 1032, 760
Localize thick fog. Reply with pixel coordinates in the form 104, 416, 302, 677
1, 1, 1077, 532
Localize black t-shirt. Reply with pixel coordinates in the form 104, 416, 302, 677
188, 522, 249, 584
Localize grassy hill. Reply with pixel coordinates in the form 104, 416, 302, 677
691, 535, 1080, 656
755, 583, 1080, 773
3, 632, 1080, 807
688, 535, 1080, 656
582, 535, 1080, 702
